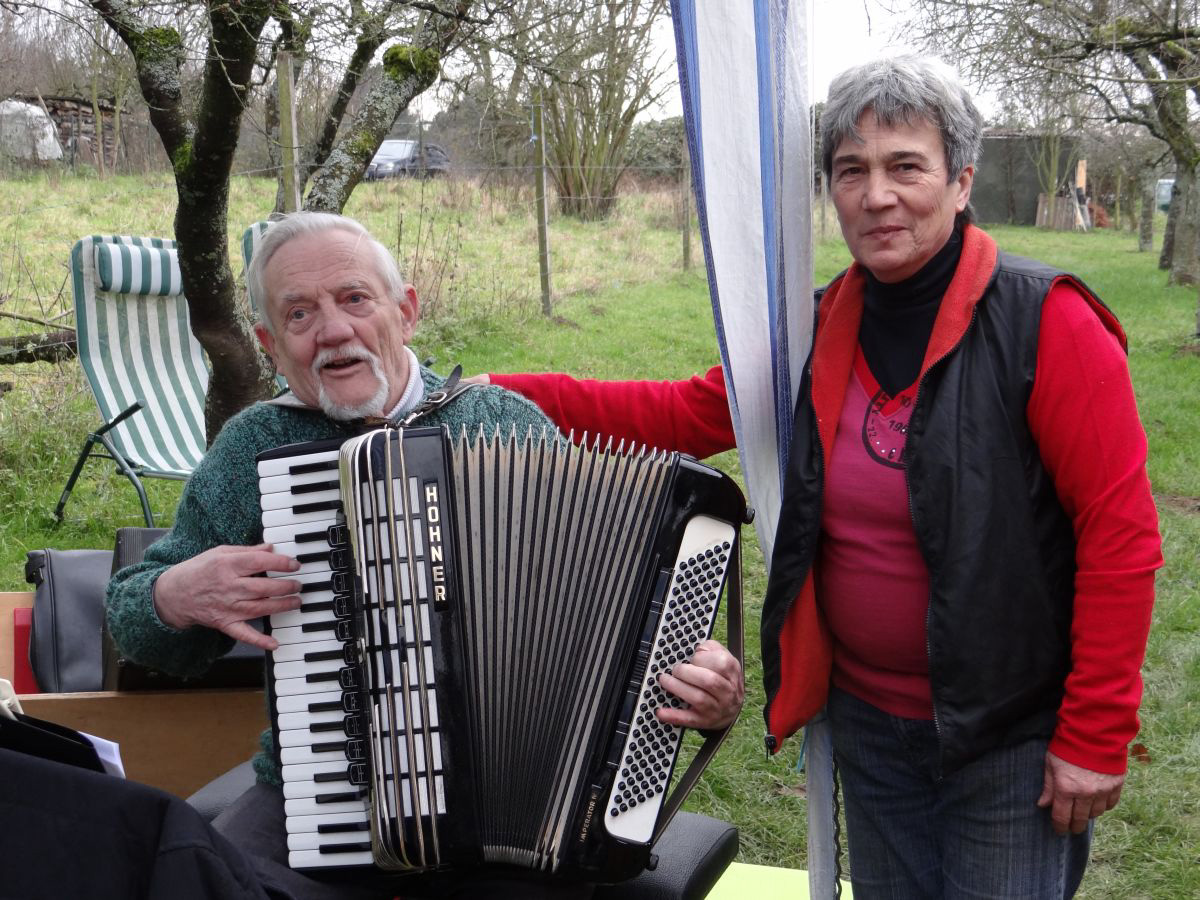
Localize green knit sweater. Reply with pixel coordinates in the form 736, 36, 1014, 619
105, 367, 553, 785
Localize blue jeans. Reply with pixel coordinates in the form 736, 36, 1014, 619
827, 688, 1091, 899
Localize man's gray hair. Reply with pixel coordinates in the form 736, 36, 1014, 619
247, 211, 407, 331
821, 55, 983, 183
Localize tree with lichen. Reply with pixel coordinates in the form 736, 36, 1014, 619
304, 39, 450, 211
901, 0, 1200, 290
88, 0, 278, 438
74, 0, 476, 436
260, 1, 468, 215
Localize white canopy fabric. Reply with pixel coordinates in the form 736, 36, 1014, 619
669, 3, 838, 896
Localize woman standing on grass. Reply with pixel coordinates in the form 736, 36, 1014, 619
476, 56, 1163, 899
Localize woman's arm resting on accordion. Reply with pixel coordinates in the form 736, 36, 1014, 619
466, 367, 736, 459
153, 544, 303, 651
655, 640, 745, 730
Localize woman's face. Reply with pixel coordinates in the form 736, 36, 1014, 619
830, 110, 973, 283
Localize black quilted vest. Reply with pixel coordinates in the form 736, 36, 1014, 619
762, 252, 1111, 774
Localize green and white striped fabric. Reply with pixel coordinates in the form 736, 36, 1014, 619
241, 219, 289, 392
241, 219, 272, 320
94, 242, 183, 296
70, 234, 209, 478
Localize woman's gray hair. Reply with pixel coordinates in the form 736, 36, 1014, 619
821, 55, 983, 182
247, 211, 407, 331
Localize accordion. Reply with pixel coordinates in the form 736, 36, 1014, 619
257, 426, 746, 882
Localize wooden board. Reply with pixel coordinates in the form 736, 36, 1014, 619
18, 689, 265, 799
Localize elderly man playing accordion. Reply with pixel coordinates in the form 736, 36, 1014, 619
59, 211, 742, 899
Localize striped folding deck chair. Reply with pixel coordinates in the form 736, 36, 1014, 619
240, 220, 271, 320
56, 235, 209, 526
240, 219, 290, 393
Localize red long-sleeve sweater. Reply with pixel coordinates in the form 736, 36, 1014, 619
490, 288, 1161, 774
491, 366, 736, 459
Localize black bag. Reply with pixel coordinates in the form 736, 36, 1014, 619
102, 527, 266, 691
23, 528, 266, 693
23, 548, 113, 692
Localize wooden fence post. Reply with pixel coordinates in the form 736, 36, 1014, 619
533, 94, 552, 317
277, 50, 301, 213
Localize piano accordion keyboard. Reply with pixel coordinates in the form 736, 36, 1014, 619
258, 427, 744, 878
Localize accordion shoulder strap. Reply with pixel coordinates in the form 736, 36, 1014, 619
651, 537, 744, 846
399, 365, 477, 426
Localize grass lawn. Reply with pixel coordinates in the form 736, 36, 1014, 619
1, 175, 1197, 897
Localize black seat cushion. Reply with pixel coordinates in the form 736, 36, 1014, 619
185, 762, 738, 900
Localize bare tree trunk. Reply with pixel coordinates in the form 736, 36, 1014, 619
1113, 170, 1122, 227
1168, 165, 1198, 284
111, 90, 124, 173
1138, 173, 1155, 253
304, 7, 467, 213
1161, 171, 1181, 270
267, 75, 285, 212
92, 0, 475, 435
299, 33, 383, 199
90, 77, 106, 176
92, 0, 277, 439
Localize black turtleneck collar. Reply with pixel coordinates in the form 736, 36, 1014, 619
858, 225, 964, 397
864, 224, 963, 307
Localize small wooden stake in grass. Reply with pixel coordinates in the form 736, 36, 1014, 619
533, 94, 552, 317
277, 50, 301, 214
680, 136, 692, 271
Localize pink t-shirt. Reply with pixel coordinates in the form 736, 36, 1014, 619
818, 350, 934, 719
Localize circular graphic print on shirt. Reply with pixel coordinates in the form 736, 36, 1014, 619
861, 388, 915, 469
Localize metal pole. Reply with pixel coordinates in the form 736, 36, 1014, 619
277, 50, 301, 212
533, 94, 552, 316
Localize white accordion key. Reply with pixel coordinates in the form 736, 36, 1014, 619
284, 794, 368, 819
260, 484, 341, 512
603, 514, 735, 845
275, 689, 341, 714
285, 810, 369, 835
263, 504, 344, 529
263, 516, 340, 547
257, 448, 340, 479
288, 829, 371, 852
258, 465, 340, 496
272, 637, 345, 680
280, 741, 351, 766
277, 715, 343, 747
288, 848, 376, 869
270, 595, 342, 632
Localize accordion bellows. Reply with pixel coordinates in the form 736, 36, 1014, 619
257, 426, 746, 882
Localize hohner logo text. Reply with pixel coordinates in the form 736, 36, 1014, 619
425, 481, 448, 609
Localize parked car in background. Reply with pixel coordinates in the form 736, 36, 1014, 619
365, 139, 450, 180
1156, 177, 1174, 212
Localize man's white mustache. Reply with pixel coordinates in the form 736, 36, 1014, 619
311, 345, 390, 420
311, 345, 380, 374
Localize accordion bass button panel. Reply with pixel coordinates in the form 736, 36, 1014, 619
602, 513, 736, 845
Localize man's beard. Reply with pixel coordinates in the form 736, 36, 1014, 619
311, 346, 390, 421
